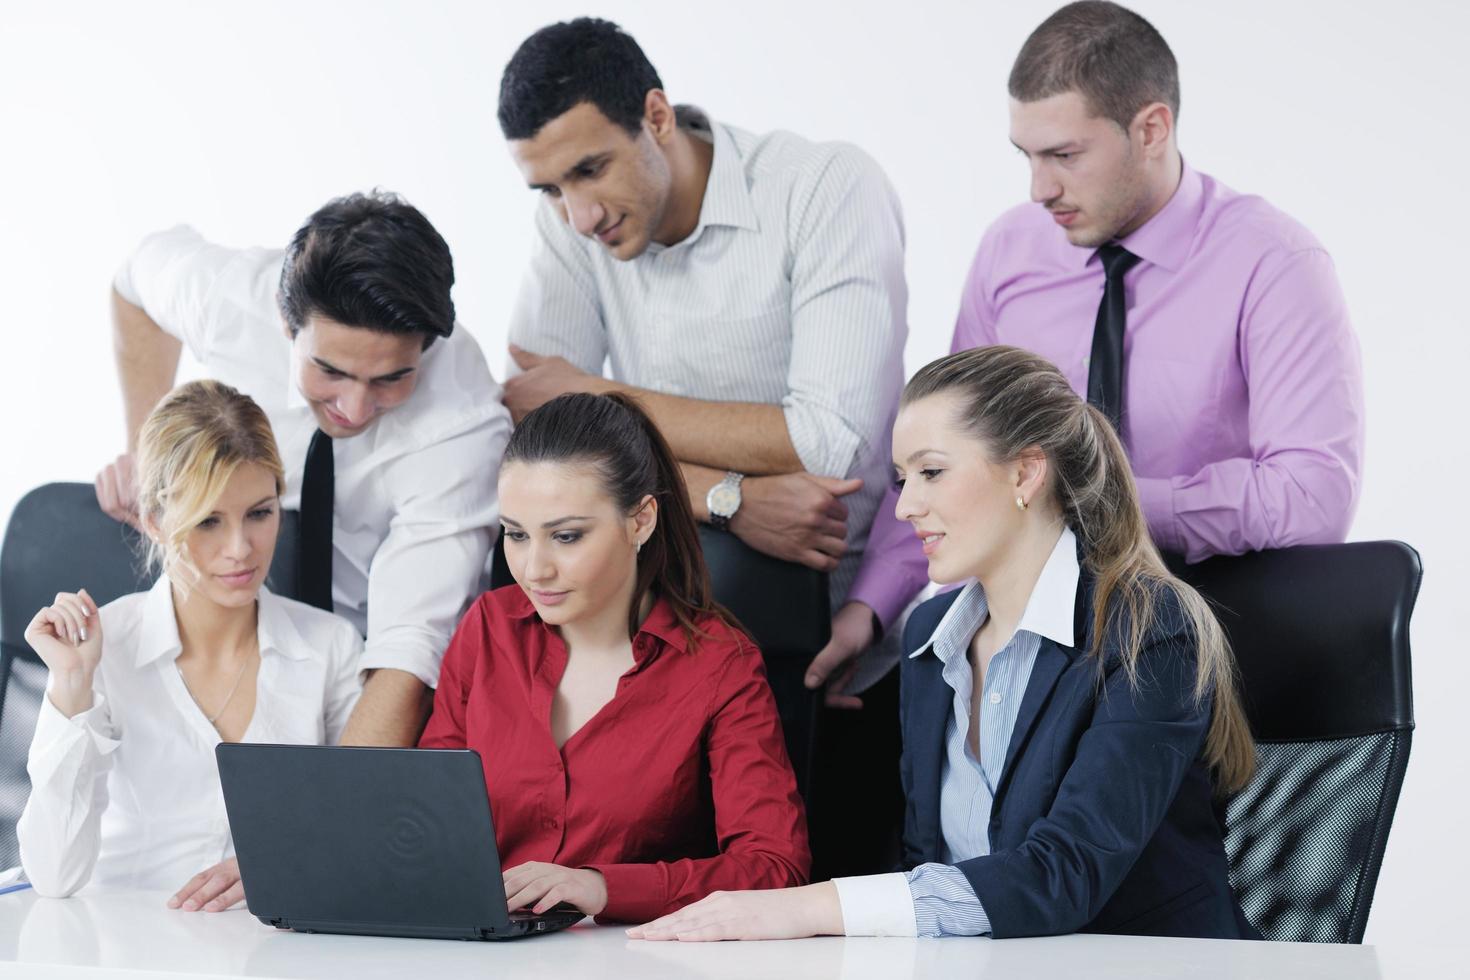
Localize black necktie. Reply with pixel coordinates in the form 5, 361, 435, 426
1086, 244, 1143, 433
298, 429, 334, 611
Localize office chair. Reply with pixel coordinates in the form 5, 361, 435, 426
0, 483, 301, 869
1169, 541, 1419, 943
488, 527, 828, 797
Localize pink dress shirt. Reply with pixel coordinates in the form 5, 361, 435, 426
850, 162, 1364, 628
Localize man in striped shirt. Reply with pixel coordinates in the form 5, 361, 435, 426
498, 18, 908, 680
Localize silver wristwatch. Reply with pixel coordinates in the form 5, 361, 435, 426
705, 471, 745, 531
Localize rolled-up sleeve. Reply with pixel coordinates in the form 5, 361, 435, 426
17, 684, 121, 898
361, 410, 510, 689
782, 148, 907, 479
113, 225, 261, 359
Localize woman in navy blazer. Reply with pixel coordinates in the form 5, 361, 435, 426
631, 346, 1258, 942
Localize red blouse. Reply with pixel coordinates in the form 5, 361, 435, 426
419, 586, 811, 922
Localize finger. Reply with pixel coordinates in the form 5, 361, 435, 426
812, 476, 864, 497
799, 550, 840, 573
505, 874, 555, 911
532, 884, 566, 915
813, 534, 848, 560
673, 923, 738, 942
94, 468, 116, 516
77, 589, 98, 619
168, 869, 214, 909
180, 871, 236, 911
55, 596, 92, 639
805, 641, 858, 689
49, 602, 83, 645
508, 344, 541, 369
823, 496, 851, 523
203, 881, 245, 912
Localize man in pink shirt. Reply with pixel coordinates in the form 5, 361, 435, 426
807, 0, 1365, 698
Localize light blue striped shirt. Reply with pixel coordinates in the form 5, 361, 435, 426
905, 527, 1079, 936
833, 527, 1079, 938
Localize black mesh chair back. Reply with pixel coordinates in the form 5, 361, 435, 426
0, 483, 301, 869
1168, 541, 1419, 943
488, 528, 828, 796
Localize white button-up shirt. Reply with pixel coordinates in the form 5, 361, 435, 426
115, 228, 511, 687
834, 528, 1080, 937
508, 107, 908, 617
17, 577, 363, 896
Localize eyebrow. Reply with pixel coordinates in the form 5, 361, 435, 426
527, 152, 614, 192
207, 495, 278, 517
1011, 139, 1084, 157
311, 357, 416, 383
501, 516, 596, 529
903, 449, 948, 465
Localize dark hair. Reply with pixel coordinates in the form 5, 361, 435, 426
277, 190, 456, 350
903, 346, 1253, 794
1009, 1, 1180, 131
503, 391, 736, 642
498, 18, 663, 140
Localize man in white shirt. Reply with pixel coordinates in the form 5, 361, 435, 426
95, 192, 511, 746
495, 18, 908, 874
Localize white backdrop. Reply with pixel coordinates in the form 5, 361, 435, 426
1, 0, 1466, 947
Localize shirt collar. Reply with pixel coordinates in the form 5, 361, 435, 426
1109, 157, 1204, 274
503, 587, 692, 662
136, 574, 310, 667
910, 526, 1081, 661
672, 105, 761, 237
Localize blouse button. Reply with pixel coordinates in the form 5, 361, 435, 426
989, 692, 1002, 705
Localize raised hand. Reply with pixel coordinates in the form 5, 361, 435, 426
25, 590, 102, 717
95, 453, 142, 529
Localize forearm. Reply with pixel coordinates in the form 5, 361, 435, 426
608, 383, 802, 475
111, 287, 181, 451
338, 669, 433, 747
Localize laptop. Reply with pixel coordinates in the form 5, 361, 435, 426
216, 743, 584, 940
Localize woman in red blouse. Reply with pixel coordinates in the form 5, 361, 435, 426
419, 391, 810, 923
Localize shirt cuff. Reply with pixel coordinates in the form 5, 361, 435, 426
33, 691, 118, 755
582, 862, 666, 924
1134, 475, 1186, 556
357, 641, 443, 690
832, 873, 918, 937
846, 572, 922, 633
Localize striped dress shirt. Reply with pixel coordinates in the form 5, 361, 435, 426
833, 528, 1080, 937
507, 106, 908, 619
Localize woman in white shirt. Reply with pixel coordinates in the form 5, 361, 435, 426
17, 380, 362, 910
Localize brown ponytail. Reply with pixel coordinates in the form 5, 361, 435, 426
503, 391, 738, 643
904, 346, 1254, 794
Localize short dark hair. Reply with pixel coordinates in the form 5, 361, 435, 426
277, 190, 455, 349
1009, 1, 1180, 131
497, 18, 663, 141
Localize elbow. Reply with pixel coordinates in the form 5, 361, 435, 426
782, 400, 868, 479
1262, 462, 1360, 551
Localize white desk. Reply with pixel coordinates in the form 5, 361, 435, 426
0, 889, 1456, 980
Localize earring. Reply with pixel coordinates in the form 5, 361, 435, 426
1015, 496, 1028, 512
636, 540, 643, 555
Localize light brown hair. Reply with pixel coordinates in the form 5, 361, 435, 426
904, 346, 1253, 793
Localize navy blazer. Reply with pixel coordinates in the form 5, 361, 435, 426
898, 569, 1256, 940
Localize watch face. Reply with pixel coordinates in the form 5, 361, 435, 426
708, 484, 741, 518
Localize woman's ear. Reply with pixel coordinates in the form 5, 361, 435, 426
632, 494, 659, 546
1015, 448, 1049, 504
